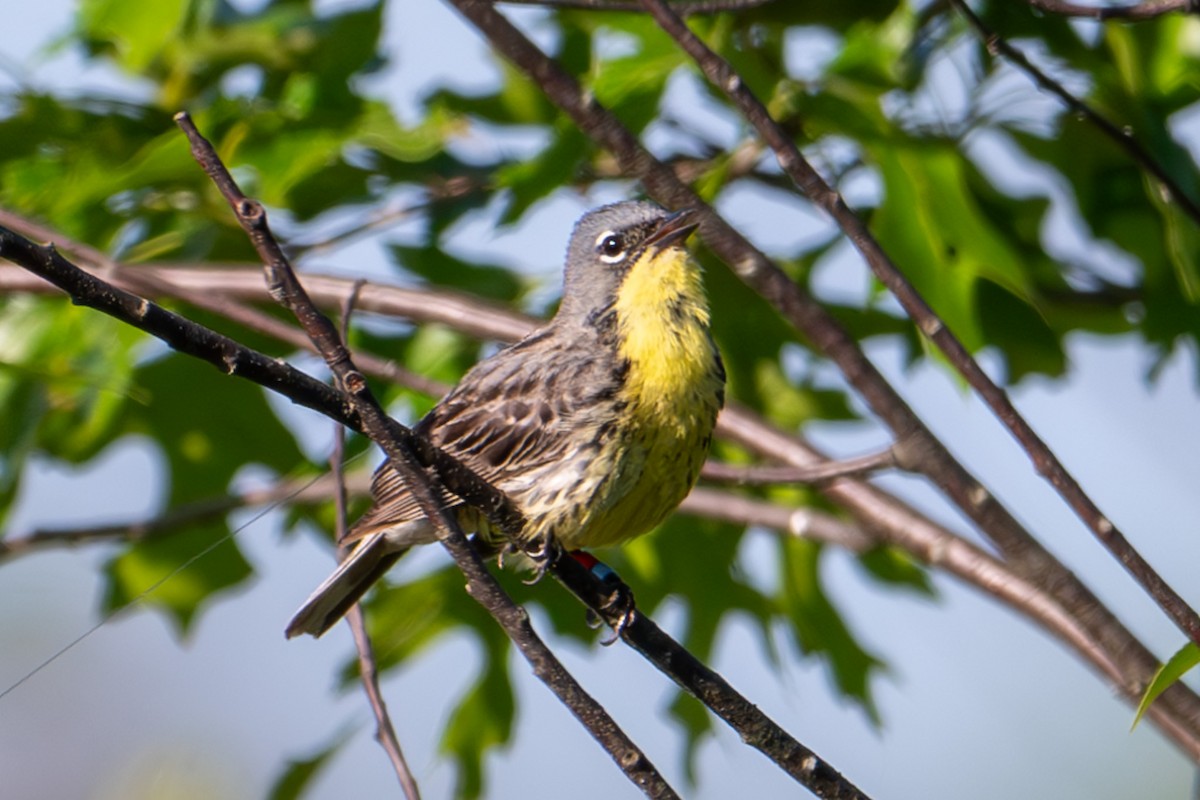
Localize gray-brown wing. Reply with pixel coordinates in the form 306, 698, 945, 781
344, 327, 616, 542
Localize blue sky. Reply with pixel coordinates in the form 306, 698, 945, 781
1, 2, 1198, 798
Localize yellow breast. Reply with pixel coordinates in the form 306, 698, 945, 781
562, 245, 723, 549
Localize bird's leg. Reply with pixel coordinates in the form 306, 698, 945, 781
570, 551, 637, 645
520, 531, 560, 585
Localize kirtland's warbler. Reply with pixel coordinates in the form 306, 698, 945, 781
287, 201, 725, 638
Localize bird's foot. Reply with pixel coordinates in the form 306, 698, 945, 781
570, 551, 636, 646
520, 534, 560, 585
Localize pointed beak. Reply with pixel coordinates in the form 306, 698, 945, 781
646, 207, 700, 249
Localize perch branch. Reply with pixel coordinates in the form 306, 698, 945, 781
175, 111, 679, 800
636, 0, 1200, 645
6, 215, 1199, 754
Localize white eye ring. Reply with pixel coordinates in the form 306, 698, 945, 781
595, 231, 627, 263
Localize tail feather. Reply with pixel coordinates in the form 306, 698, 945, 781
285, 534, 408, 639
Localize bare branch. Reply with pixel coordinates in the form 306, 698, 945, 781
8, 209, 1200, 753
327, 285, 422, 800
495, 0, 776, 13
174, 111, 681, 799
636, 0, 1200, 647
442, 0, 1200, 753
681, 488, 875, 552
550, 550, 874, 799
1025, 0, 1198, 20
700, 449, 897, 486
952, 0, 1200, 227
346, 605, 422, 799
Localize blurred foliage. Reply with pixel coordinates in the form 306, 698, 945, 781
2, 0, 1199, 796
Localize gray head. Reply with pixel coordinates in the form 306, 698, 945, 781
556, 200, 699, 323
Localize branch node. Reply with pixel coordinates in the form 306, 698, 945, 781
968, 482, 991, 510
343, 370, 368, 393
237, 198, 263, 221
788, 508, 812, 537
918, 316, 944, 338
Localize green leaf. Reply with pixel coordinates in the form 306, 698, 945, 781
856, 546, 934, 596
78, 0, 190, 74
356, 100, 456, 164
268, 732, 352, 800
778, 537, 884, 721
590, 47, 681, 134
355, 565, 470, 677
1133, 641, 1200, 729
869, 141, 1038, 357
399, 324, 484, 393
94, 351, 304, 632
495, 123, 589, 224
701, 250, 857, 426
0, 298, 146, 506
387, 245, 526, 303
102, 520, 252, 635
126, 352, 304, 504
440, 651, 515, 800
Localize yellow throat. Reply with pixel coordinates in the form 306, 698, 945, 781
613, 244, 716, 420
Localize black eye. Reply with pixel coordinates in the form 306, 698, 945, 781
597, 231, 628, 262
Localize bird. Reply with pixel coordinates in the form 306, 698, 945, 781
286, 200, 725, 638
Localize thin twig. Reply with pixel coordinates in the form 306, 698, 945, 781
953, 0, 1200, 227
700, 448, 897, 486
439, 0, 1200, 754
6, 218, 1199, 758
496, 0, 776, 13
174, 112, 679, 800
681, 488, 875, 551
332, 283, 423, 800
551, 550, 874, 800
637, 0, 1200, 646
177, 116, 876, 800
1026, 0, 1198, 19
289, 177, 482, 260
0, 495, 246, 560
346, 605, 421, 797
715, 406, 1200, 758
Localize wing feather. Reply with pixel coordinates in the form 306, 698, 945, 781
343, 325, 617, 542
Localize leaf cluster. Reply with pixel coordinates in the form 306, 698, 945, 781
2, 0, 1199, 796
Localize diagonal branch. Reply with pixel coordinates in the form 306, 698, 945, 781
174, 112, 679, 800
952, 0, 1200, 227
440, 0, 1200, 754
553, 550, 873, 799
1025, 0, 1199, 20
635, 0, 1200, 645
333, 284, 422, 800
700, 449, 897, 486
7, 208, 1200, 754
7, 222, 1200, 752
496, 0, 776, 12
